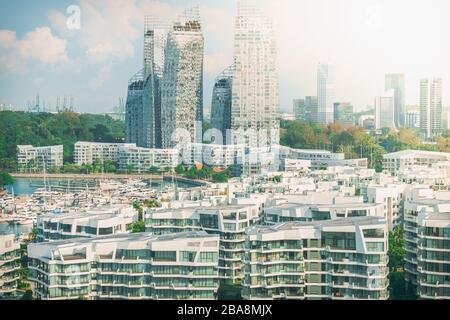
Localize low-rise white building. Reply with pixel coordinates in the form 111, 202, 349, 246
36, 205, 138, 242
117, 146, 178, 172
383, 150, 450, 175
74, 142, 136, 165
17, 145, 63, 170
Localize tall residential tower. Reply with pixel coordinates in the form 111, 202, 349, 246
317, 62, 335, 125
420, 78, 442, 139
161, 7, 204, 148
385, 74, 405, 128
211, 65, 234, 144
230, 0, 279, 148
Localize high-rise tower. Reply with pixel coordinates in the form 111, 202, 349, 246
230, 0, 279, 149
317, 62, 335, 125
161, 7, 204, 148
211, 65, 234, 145
420, 78, 442, 139
385, 74, 405, 128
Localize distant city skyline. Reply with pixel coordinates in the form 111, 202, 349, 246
1, 0, 450, 114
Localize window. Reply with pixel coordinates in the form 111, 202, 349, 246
180, 251, 196, 262
199, 252, 217, 263
322, 232, 356, 250
366, 242, 384, 252
363, 229, 385, 238
153, 251, 177, 262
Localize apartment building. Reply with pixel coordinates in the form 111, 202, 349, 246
242, 217, 389, 300
383, 150, 450, 175
279, 146, 368, 170
145, 204, 260, 285
17, 145, 63, 170
0, 234, 21, 299
404, 189, 450, 299
117, 145, 178, 172
264, 202, 384, 225
182, 143, 245, 168
36, 205, 138, 242
74, 142, 136, 165
366, 184, 406, 230
27, 231, 220, 300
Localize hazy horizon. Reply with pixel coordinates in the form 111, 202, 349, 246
1, 0, 450, 114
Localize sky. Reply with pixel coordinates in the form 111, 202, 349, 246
1, 0, 450, 114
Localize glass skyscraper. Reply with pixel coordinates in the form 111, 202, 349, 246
161, 7, 204, 149
385, 73, 405, 128
211, 65, 234, 145
230, 0, 279, 149
317, 62, 335, 125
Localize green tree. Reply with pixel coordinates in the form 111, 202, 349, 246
175, 164, 186, 175
212, 171, 230, 183
103, 160, 116, 173
143, 199, 160, 208
388, 226, 406, 271
129, 221, 146, 233
148, 166, 160, 174
0, 172, 14, 189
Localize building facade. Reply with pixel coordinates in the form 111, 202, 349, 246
385, 74, 406, 128
74, 142, 136, 166
293, 96, 318, 123
317, 63, 335, 125
36, 206, 138, 242
375, 90, 396, 130
117, 145, 178, 172
420, 78, 442, 139
333, 102, 354, 128
211, 66, 233, 145
125, 69, 146, 147
230, 0, 279, 149
161, 7, 204, 148
243, 217, 389, 300
17, 145, 63, 171
383, 150, 450, 176
0, 234, 21, 299
28, 232, 220, 300
403, 190, 450, 299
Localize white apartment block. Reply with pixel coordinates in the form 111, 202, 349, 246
0, 234, 21, 299
145, 204, 260, 285
36, 205, 138, 242
403, 189, 450, 299
74, 142, 136, 165
117, 145, 178, 172
264, 202, 384, 225
279, 146, 368, 170
27, 231, 220, 300
181, 143, 245, 168
366, 184, 406, 230
243, 217, 389, 300
17, 145, 63, 170
383, 150, 450, 175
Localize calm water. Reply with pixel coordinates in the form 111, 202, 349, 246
0, 222, 32, 236
5, 177, 196, 196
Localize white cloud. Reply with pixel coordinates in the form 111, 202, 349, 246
204, 52, 232, 78
90, 64, 113, 89
0, 27, 69, 73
